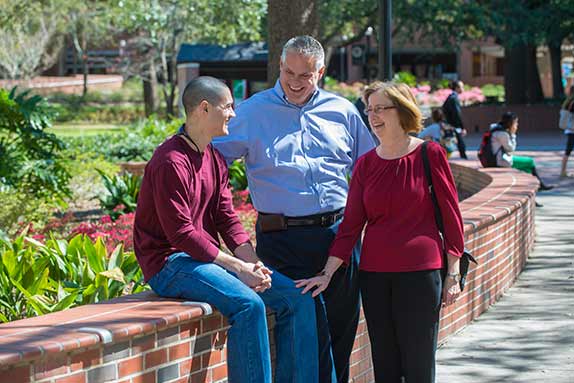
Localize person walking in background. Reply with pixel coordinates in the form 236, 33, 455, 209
560, 85, 574, 178
490, 111, 554, 191
133, 76, 318, 383
442, 80, 468, 159
419, 108, 458, 158
296, 81, 465, 383
213, 36, 375, 383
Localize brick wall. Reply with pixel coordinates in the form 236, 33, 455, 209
0, 75, 123, 95
0, 162, 538, 383
461, 104, 561, 133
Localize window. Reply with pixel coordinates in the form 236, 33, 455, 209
472, 53, 481, 77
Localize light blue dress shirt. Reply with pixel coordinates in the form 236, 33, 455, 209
213, 81, 375, 217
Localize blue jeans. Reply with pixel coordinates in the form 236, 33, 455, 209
148, 253, 318, 383
256, 219, 361, 383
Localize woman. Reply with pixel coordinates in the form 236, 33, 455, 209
490, 111, 553, 190
560, 85, 574, 178
296, 82, 464, 383
419, 108, 458, 158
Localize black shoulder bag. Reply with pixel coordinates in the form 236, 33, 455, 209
421, 142, 477, 291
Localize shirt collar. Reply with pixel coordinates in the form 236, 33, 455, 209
273, 79, 320, 108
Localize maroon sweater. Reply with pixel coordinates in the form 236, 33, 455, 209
330, 142, 464, 272
133, 135, 251, 281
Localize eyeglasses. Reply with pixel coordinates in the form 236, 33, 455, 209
364, 105, 396, 115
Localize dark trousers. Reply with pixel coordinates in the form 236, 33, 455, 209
565, 133, 574, 156
360, 270, 442, 383
256, 219, 361, 383
454, 129, 467, 159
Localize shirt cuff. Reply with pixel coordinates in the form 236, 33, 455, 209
226, 234, 252, 253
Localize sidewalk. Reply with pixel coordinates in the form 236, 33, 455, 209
436, 136, 574, 382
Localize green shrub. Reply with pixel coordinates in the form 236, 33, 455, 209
97, 170, 142, 220
51, 102, 145, 124
393, 71, 417, 87
0, 87, 71, 200
63, 116, 182, 163
435, 79, 451, 89
0, 231, 147, 322
229, 160, 248, 191
0, 190, 61, 236
481, 84, 505, 102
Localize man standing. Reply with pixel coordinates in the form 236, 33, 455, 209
134, 76, 318, 383
442, 80, 468, 159
213, 36, 375, 383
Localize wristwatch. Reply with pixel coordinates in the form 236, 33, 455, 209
446, 272, 461, 283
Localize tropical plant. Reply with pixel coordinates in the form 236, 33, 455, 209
228, 160, 248, 191
96, 170, 141, 219
0, 87, 70, 200
0, 231, 147, 322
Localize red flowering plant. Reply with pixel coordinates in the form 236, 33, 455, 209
232, 189, 257, 243
70, 211, 135, 253
19, 188, 256, 255
16, 211, 76, 243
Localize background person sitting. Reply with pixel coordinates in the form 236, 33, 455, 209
419, 108, 458, 158
490, 111, 554, 191
560, 85, 574, 178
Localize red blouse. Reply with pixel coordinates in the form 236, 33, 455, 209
330, 142, 464, 272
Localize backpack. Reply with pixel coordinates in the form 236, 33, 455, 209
477, 126, 506, 168
439, 122, 458, 154
558, 101, 574, 130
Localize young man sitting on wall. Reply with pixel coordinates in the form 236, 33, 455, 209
133, 76, 318, 383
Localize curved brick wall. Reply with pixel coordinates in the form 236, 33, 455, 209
0, 162, 538, 383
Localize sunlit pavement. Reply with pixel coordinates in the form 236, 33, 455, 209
436, 132, 574, 382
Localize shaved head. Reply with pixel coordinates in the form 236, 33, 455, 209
182, 76, 230, 116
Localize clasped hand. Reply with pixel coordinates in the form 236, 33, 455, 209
238, 261, 273, 292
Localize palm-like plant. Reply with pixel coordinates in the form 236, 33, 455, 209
0, 87, 70, 199
96, 170, 142, 219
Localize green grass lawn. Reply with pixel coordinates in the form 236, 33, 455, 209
48, 123, 122, 137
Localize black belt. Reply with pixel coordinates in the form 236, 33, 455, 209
258, 209, 344, 232
285, 209, 344, 227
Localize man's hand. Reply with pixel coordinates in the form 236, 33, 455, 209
238, 262, 272, 292
214, 250, 272, 292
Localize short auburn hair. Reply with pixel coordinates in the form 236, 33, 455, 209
362, 81, 423, 133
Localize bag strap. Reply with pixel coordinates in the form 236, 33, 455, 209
421, 142, 448, 273
421, 141, 445, 235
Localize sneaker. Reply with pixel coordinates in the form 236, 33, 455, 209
535, 200, 544, 208
559, 172, 573, 178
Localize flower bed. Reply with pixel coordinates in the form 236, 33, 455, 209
323, 77, 486, 108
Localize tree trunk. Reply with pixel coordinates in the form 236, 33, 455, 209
525, 44, 544, 103
549, 40, 564, 99
143, 58, 157, 116
81, 34, 88, 97
267, 0, 320, 86
504, 45, 527, 104
82, 55, 88, 97
504, 44, 544, 104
